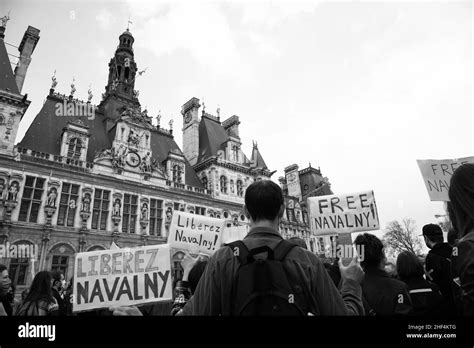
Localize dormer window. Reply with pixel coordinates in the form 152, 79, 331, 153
67, 138, 82, 159
232, 145, 239, 162
173, 164, 183, 183
202, 176, 208, 190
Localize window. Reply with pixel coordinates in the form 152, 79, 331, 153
122, 194, 138, 233
18, 176, 45, 223
174, 202, 185, 211
67, 138, 82, 159
232, 145, 239, 162
8, 257, 29, 286
149, 199, 163, 236
91, 189, 110, 231
236, 180, 243, 197
220, 176, 227, 194
51, 255, 69, 279
57, 183, 79, 227
201, 177, 208, 190
195, 206, 206, 216
172, 165, 183, 183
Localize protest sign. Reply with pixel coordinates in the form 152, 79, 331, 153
221, 224, 249, 245
417, 156, 474, 201
73, 244, 172, 312
167, 211, 225, 256
308, 190, 380, 235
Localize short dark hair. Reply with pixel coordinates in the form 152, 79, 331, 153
244, 180, 284, 222
448, 163, 474, 238
0, 264, 7, 273
188, 260, 208, 294
51, 270, 63, 283
353, 233, 384, 269
396, 251, 424, 281
422, 223, 444, 244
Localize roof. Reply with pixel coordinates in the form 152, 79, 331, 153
18, 93, 203, 188
197, 116, 229, 163
0, 38, 20, 95
250, 145, 268, 169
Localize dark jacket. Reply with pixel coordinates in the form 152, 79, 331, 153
425, 242, 455, 315
0, 294, 12, 316
451, 231, 474, 315
181, 226, 364, 315
171, 280, 192, 316
361, 268, 413, 315
402, 277, 443, 316
51, 288, 67, 316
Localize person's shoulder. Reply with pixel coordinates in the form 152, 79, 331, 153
386, 276, 409, 291
286, 246, 323, 267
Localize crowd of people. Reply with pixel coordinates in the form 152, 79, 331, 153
0, 163, 473, 316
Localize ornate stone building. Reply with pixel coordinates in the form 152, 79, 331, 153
0, 20, 334, 293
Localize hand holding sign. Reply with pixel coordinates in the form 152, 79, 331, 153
109, 305, 143, 316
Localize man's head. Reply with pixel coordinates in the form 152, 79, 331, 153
51, 270, 65, 290
244, 180, 284, 225
422, 223, 444, 249
353, 233, 385, 271
0, 264, 11, 296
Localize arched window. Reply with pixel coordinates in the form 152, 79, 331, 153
125, 67, 130, 80
0, 115, 4, 125
220, 176, 227, 194
236, 180, 243, 197
173, 165, 183, 183
232, 145, 239, 162
201, 176, 208, 190
67, 138, 82, 159
117, 66, 122, 78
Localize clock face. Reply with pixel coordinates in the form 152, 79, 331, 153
126, 151, 141, 168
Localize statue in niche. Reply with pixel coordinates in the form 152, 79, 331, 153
81, 193, 91, 212
112, 198, 121, 217
46, 187, 58, 207
141, 203, 148, 221
7, 181, 19, 201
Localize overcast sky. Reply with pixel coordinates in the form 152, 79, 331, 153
3, 0, 472, 245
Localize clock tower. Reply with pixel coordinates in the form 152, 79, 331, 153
181, 97, 200, 166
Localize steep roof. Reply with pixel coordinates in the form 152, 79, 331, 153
250, 145, 268, 169
0, 38, 20, 95
18, 93, 203, 188
197, 116, 229, 163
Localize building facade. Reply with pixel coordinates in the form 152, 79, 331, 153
0, 20, 334, 293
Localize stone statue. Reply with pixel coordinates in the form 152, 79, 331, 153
111, 78, 119, 91
168, 119, 174, 130
70, 77, 76, 97
0, 13, 10, 28
112, 199, 121, 217
82, 193, 91, 212
46, 188, 57, 207
216, 106, 220, 117
133, 89, 139, 98
7, 181, 18, 201
141, 203, 148, 221
156, 110, 161, 127
51, 70, 58, 90
87, 86, 93, 103
165, 207, 173, 223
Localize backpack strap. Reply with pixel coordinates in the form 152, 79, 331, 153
226, 240, 250, 265
273, 240, 297, 261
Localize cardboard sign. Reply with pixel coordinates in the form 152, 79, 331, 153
417, 156, 474, 201
73, 244, 172, 312
167, 211, 225, 256
308, 190, 380, 235
221, 225, 249, 245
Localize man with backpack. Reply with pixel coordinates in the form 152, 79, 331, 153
180, 180, 365, 316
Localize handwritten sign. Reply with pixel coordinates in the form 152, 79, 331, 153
308, 190, 380, 235
167, 211, 225, 256
73, 244, 172, 312
417, 156, 474, 201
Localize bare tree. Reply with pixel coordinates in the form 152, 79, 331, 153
383, 218, 423, 256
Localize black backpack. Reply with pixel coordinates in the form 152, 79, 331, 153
226, 239, 316, 316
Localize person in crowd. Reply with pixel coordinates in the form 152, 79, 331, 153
0, 264, 12, 316
421, 223, 455, 315
64, 277, 74, 316
353, 233, 413, 315
447, 163, 474, 315
171, 253, 208, 315
111, 180, 364, 316
288, 237, 308, 250
180, 180, 364, 315
51, 271, 67, 315
15, 271, 58, 316
447, 228, 459, 247
396, 251, 443, 315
